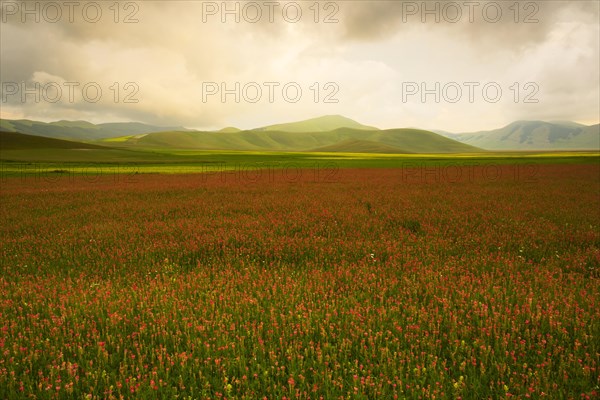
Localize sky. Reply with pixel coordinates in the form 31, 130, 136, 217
1, 0, 599, 132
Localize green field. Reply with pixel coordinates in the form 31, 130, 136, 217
1, 144, 599, 178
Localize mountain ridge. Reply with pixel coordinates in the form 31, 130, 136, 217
2, 116, 598, 153
439, 120, 599, 150
100, 127, 481, 153
0, 119, 191, 141
252, 115, 379, 133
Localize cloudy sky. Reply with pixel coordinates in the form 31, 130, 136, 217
1, 0, 598, 132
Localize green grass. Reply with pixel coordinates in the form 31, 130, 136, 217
1, 149, 598, 178
101, 135, 140, 143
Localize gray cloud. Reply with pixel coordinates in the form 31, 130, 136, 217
338, 1, 598, 50
0, 0, 598, 131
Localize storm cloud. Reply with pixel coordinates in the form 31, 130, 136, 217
0, 0, 598, 131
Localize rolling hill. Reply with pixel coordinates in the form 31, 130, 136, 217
217, 127, 242, 133
0, 119, 190, 141
0, 130, 191, 163
0, 115, 506, 154
106, 127, 481, 153
442, 121, 600, 150
311, 139, 410, 154
3, 117, 598, 152
0, 131, 109, 150
252, 115, 379, 132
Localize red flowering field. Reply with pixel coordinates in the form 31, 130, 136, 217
1, 164, 599, 399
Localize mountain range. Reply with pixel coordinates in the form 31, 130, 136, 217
438, 120, 600, 151
0, 119, 191, 141
108, 127, 478, 153
1, 115, 599, 153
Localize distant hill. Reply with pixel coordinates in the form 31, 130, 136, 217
0, 119, 191, 141
0, 130, 185, 163
253, 115, 379, 132
5, 117, 598, 152
1, 115, 487, 153
441, 121, 600, 150
217, 127, 242, 133
106, 127, 481, 153
0, 131, 109, 150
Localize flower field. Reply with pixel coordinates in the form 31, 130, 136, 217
1, 163, 599, 399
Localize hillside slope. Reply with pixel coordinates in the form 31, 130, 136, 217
0, 131, 109, 150
109, 127, 481, 153
0, 119, 189, 141
253, 115, 379, 132
445, 121, 600, 150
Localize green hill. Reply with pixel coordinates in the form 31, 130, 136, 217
253, 115, 379, 132
361, 128, 481, 153
0, 131, 109, 150
0, 119, 190, 141
108, 127, 481, 153
311, 139, 413, 154
445, 121, 600, 150
5, 116, 598, 152
0, 131, 190, 163
218, 127, 242, 133
2, 115, 485, 154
